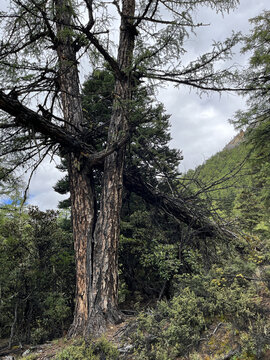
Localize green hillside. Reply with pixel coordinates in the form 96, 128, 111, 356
186, 135, 270, 237
125, 137, 270, 359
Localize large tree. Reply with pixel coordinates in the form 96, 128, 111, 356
0, 0, 240, 336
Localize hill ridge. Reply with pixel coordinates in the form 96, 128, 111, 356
223, 130, 245, 151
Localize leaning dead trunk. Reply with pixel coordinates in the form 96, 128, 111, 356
124, 170, 238, 240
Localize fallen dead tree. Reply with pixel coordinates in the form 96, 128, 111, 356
124, 170, 237, 241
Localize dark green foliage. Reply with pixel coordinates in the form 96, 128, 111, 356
0, 163, 21, 198
131, 232, 270, 359
232, 11, 270, 165
54, 175, 70, 195
81, 70, 114, 147
184, 138, 270, 237
133, 272, 269, 359
55, 68, 182, 195
134, 288, 207, 359
119, 200, 182, 301
129, 128, 270, 357
0, 202, 74, 344
184, 142, 250, 216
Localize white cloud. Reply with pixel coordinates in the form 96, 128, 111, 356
158, 83, 244, 171
155, 0, 268, 172
24, 157, 67, 211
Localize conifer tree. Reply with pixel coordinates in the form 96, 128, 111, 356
54, 69, 182, 204
232, 10, 270, 161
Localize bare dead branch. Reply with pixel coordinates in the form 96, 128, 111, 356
124, 170, 238, 240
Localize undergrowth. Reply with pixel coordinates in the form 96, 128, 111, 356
130, 264, 270, 360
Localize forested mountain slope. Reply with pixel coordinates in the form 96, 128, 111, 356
186, 132, 270, 236
127, 134, 270, 359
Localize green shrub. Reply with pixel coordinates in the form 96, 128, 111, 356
132, 266, 270, 360
54, 338, 119, 360
21, 355, 39, 360
30, 324, 50, 345
133, 288, 207, 359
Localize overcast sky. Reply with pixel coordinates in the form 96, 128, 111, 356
159, 0, 267, 173
3, 0, 268, 210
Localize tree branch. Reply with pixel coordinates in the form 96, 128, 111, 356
0, 91, 130, 166
82, 29, 124, 80
144, 73, 245, 92
0, 90, 95, 154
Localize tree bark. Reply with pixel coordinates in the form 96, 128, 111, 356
68, 160, 96, 336
55, 0, 137, 336
8, 301, 18, 349
54, 0, 97, 336
85, 0, 137, 334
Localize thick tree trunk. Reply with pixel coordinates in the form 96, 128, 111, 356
54, 0, 96, 336
55, 0, 136, 336
68, 160, 96, 335
87, 127, 127, 333
85, 0, 136, 334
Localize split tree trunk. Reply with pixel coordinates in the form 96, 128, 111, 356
55, 0, 136, 336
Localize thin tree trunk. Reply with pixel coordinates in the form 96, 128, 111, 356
8, 301, 18, 349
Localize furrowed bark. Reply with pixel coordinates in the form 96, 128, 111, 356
54, 0, 96, 336
68, 160, 95, 335
86, 0, 137, 334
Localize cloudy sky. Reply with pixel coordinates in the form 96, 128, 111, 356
3, 0, 268, 210
159, 0, 267, 173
